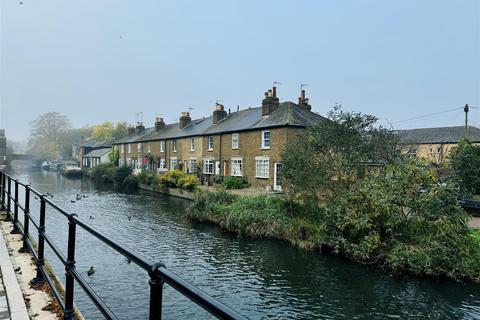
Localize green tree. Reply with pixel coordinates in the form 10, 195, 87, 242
92, 121, 115, 140
92, 121, 129, 140
282, 105, 398, 203
449, 138, 480, 195
28, 112, 71, 160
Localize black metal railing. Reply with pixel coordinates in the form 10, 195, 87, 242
0, 170, 247, 320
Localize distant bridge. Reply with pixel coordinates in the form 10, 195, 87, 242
10, 153, 34, 161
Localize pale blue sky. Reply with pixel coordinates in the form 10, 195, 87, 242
1, 0, 479, 141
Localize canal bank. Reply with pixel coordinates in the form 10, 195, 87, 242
7, 169, 480, 319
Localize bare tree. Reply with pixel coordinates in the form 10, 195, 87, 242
28, 112, 71, 160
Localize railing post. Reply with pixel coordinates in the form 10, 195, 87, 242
64, 215, 77, 320
148, 262, 166, 320
11, 179, 19, 233
33, 195, 46, 283
2, 171, 6, 211
19, 185, 30, 253
0, 172, 4, 210
5, 176, 11, 220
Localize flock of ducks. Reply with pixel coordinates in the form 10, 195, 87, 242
31, 191, 134, 277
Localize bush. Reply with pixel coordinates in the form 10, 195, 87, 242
324, 158, 480, 281
160, 170, 185, 188
178, 174, 199, 191
223, 176, 245, 189
160, 170, 198, 190
87, 164, 135, 188
123, 175, 139, 189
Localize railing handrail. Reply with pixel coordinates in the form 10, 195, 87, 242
0, 170, 247, 320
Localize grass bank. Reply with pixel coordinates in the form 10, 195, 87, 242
187, 191, 325, 250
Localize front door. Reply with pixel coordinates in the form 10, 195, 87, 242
274, 163, 282, 191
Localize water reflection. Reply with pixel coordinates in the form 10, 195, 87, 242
6, 168, 480, 320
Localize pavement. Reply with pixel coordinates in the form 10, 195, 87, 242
470, 216, 480, 230
0, 212, 58, 320
0, 271, 10, 320
0, 215, 29, 320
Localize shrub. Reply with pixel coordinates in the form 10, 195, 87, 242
123, 175, 139, 189
178, 174, 199, 191
160, 170, 185, 188
159, 170, 198, 190
223, 176, 245, 189
114, 166, 132, 185
324, 158, 480, 281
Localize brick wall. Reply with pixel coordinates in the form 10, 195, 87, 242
115, 126, 305, 189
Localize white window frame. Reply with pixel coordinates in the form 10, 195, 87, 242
231, 157, 243, 177
172, 140, 177, 152
203, 159, 214, 175
215, 161, 221, 175
261, 130, 270, 149
121, 144, 124, 154
170, 157, 178, 170
147, 143, 151, 153
160, 140, 165, 152
190, 138, 195, 151
128, 144, 131, 153
137, 143, 141, 152
232, 133, 239, 149
189, 158, 197, 174
255, 156, 270, 178
208, 136, 214, 151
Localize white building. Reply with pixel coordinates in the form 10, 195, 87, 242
82, 148, 111, 168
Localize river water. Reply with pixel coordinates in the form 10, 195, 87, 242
6, 168, 480, 319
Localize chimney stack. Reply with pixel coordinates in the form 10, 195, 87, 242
261, 86, 280, 116
155, 117, 165, 132
212, 102, 227, 124
128, 125, 135, 136
298, 89, 312, 111
179, 112, 191, 129
135, 122, 145, 133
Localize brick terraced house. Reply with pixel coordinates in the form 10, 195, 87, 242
112, 87, 327, 191
397, 126, 480, 164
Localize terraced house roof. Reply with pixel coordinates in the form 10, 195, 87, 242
113, 101, 327, 144
396, 126, 480, 144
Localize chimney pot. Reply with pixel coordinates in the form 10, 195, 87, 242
272, 86, 277, 98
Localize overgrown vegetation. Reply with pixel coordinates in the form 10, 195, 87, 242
187, 106, 480, 283
86, 163, 136, 188
449, 138, 480, 196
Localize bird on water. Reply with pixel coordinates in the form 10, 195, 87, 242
87, 266, 95, 276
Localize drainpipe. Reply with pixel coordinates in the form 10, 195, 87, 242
219, 134, 222, 176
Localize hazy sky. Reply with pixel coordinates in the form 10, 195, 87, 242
1, 0, 479, 141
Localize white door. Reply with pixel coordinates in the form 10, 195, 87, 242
274, 163, 282, 191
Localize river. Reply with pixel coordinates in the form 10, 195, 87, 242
6, 168, 480, 319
